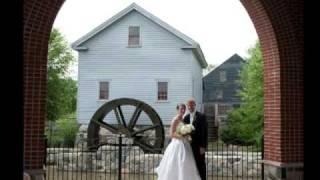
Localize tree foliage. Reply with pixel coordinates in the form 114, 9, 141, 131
46, 28, 77, 121
220, 41, 264, 146
46, 113, 79, 147
203, 64, 216, 76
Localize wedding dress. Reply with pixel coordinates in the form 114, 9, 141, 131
155, 122, 201, 180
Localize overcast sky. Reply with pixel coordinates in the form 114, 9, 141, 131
53, 0, 258, 79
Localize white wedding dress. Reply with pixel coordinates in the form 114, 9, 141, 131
155, 122, 201, 180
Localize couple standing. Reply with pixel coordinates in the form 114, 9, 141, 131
156, 99, 208, 180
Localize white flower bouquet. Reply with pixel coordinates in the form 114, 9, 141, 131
176, 123, 195, 141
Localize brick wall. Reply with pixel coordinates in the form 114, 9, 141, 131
240, 0, 303, 163
23, 0, 65, 170
23, 0, 303, 170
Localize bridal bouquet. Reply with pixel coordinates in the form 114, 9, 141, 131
176, 123, 195, 141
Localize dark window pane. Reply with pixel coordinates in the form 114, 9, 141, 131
158, 82, 168, 100
99, 82, 109, 99
128, 26, 140, 46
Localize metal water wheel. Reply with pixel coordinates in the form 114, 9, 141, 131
87, 98, 165, 153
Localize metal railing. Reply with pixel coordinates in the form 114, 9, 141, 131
45, 135, 263, 180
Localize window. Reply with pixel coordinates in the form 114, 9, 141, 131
157, 82, 168, 101
99, 82, 109, 100
220, 71, 226, 82
128, 26, 140, 46
209, 91, 216, 100
217, 104, 232, 115
216, 90, 223, 99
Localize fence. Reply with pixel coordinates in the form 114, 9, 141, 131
45, 135, 263, 180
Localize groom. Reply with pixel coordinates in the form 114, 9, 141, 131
183, 98, 208, 180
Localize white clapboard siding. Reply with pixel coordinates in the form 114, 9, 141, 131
191, 53, 204, 111
77, 10, 204, 125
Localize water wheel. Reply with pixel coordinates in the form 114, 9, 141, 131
87, 98, 165, 153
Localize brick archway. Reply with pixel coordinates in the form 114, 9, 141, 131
24, 0, 303, 179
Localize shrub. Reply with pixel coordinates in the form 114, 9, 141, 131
46, 113, 79, 147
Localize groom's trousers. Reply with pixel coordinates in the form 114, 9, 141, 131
192, 146, 206, 180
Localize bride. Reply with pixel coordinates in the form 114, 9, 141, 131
155, 103, 201, 180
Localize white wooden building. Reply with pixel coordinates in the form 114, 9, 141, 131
72, 3, 208, 126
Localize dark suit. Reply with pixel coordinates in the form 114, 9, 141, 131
184, 111, 208, 180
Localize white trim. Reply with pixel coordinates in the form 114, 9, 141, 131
97, 80, 111, 100
127, 25, 142, 47
155, 100, 170, 103
97, 99, 109, 102
192, 78, 195, 97
127, 45, 142, 48
76, 64, 80, 124
155, 79, 170, 102
71, 3, 195, 47
73, 46, 88, 51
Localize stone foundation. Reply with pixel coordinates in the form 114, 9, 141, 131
75, 124, 171, 148
47, 147, 262, 176
263, 160, 304, 180
24, 169, 45, 180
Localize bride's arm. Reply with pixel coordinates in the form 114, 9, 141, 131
169, 117, 182, 139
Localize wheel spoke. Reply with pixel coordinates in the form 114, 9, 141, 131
92, 120, 118, 134
131, 125, 159, 136
88, 98, 165, 153
128, 104, 142, 129
114, 106, 127, 128
113, 107, 122, 126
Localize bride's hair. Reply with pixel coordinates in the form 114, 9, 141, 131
176, 103, 186, 110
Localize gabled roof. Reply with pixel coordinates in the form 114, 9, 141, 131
71, 3, 207, 68
203, 53, 245, 78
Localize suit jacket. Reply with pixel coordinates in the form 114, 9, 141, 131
183, 111, 208, 149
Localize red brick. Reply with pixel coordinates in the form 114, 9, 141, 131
23, 0, 303, 170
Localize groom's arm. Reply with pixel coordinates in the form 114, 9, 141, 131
200, 114, 208, 149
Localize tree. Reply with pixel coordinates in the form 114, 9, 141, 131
46, 28, 77, 121
46, 113, 79, 147
220, 41, 264, 146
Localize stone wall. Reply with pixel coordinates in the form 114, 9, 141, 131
46, 146, 262, 176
